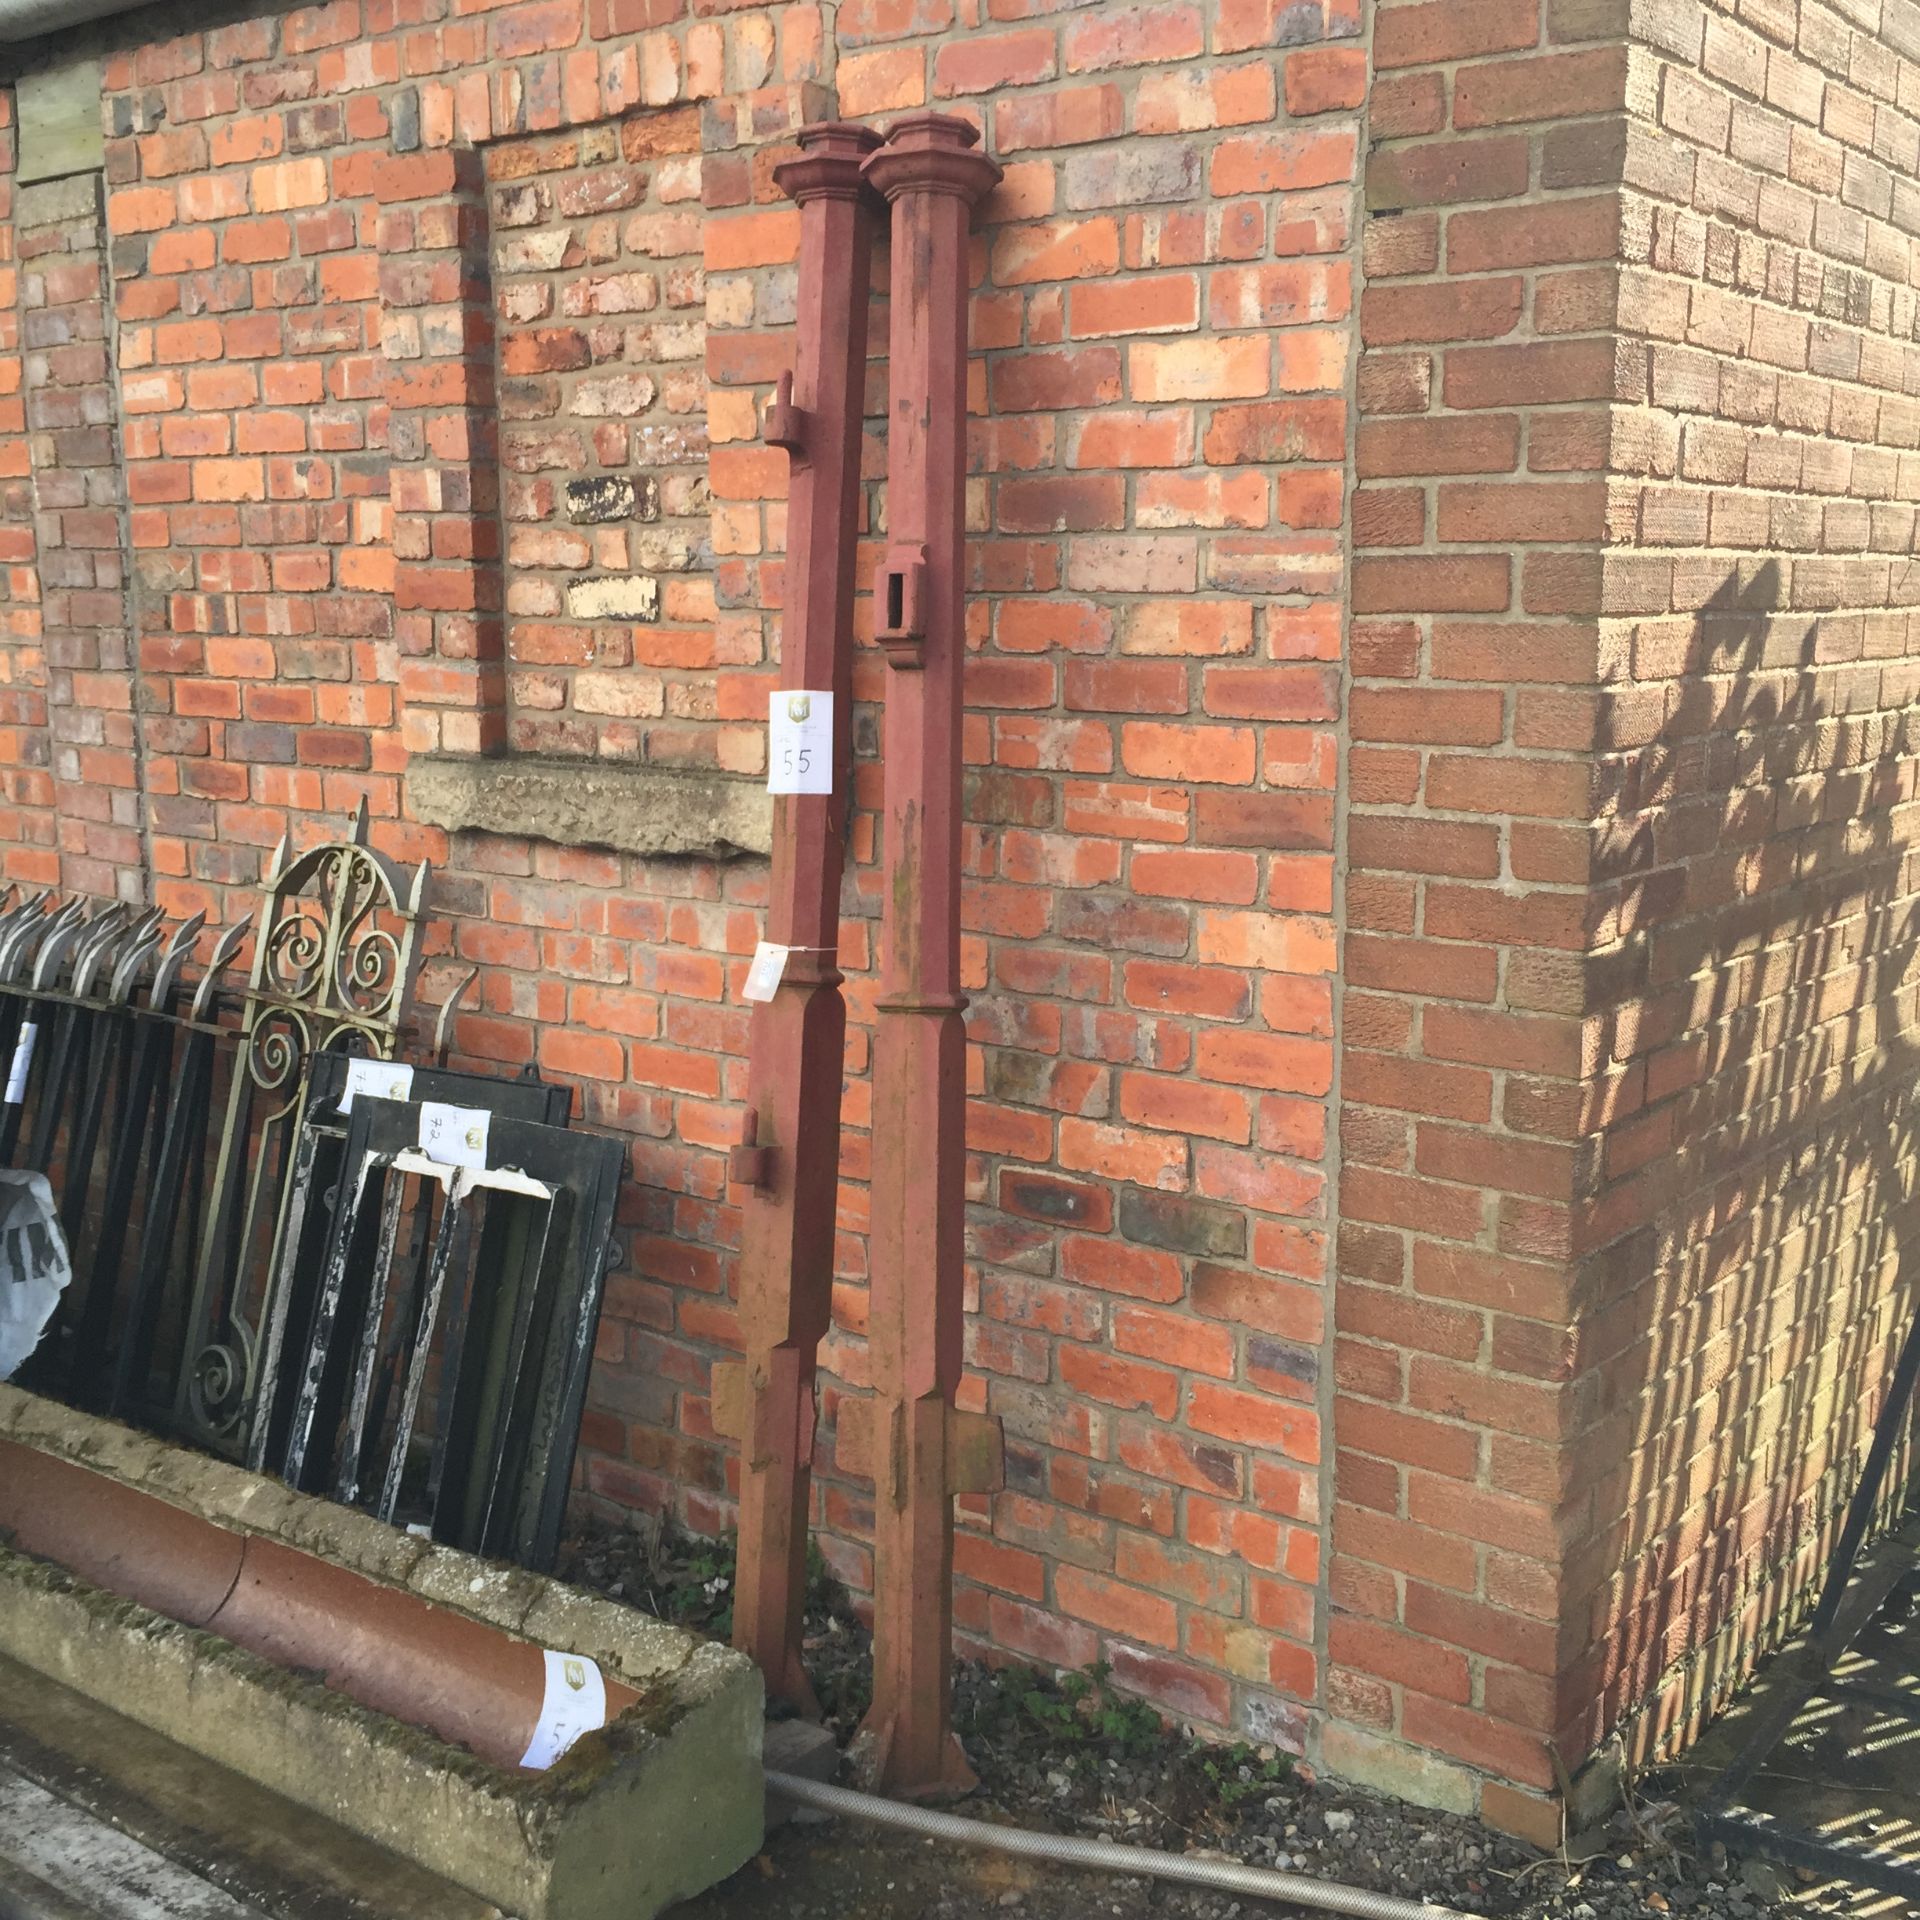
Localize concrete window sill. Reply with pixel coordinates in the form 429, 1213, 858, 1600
406, 756, 772, 861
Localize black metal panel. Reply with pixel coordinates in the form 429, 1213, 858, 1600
248, 1056, 572, 1476
271, 1091, 622, 1571
0, 876, 623, 1579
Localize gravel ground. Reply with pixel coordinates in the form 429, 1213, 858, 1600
559, 1521, 1873, 1920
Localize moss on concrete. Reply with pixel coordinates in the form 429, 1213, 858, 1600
0, 1388, 764, 1918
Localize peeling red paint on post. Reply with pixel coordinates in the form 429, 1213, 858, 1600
726, 119, 882, 1718
855, 112, 1001, 1799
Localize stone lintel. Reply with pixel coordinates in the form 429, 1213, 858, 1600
406, 755, 773, 861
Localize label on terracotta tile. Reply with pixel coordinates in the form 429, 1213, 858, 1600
5, 1024, 36, 1106
519, 1649, 608, 1771
417, 1101, 489, 1170
767, 688, 833, 796
742, 941, 789, 1004
339, 1058, 415, 1114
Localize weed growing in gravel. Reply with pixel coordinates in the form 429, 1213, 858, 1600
954, 1655, 1295, 1833
1199, 1743, 1292, 1811
962, 1658, 1173, 1771
562, 1520, 854, 1645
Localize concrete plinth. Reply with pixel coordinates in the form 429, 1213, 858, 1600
0, 1387, 763, 1920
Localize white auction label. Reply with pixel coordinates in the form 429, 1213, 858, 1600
518, 1649, 608, 1772
339, 1058, 415, 1114
5, 1023, 36, 1105
741, 941, 789, 1004
417, 1101, 490, 1170
767, 688, 834, 796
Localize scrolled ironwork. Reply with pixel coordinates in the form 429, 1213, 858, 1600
262, 907, 327, 1004
174, 804, 431, 1459
186, 1332, 254, 1442
243, 1005, 311, 1102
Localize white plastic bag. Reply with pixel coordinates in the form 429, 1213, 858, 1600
0, 1171, 70, 1382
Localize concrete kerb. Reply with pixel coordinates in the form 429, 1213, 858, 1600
0, 1386, 764, 1920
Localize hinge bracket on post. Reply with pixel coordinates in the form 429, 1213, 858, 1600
764, 371, 809, 465
835, 1399, 1002, 1498
711, 1356, 818, 1473
728, 1104, 772, 1191
873, 544, 928, 667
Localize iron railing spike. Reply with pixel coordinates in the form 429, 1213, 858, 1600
190, 920, 250, 1024
30, 908, 88, 993
0, 891, 50, 953
351, 795, 371, 847
433, 967, 479, 1063
110, 931, 162, 1005
72, 910, 132, 1000
0, 896, 64, 982
0, 912, 36, 984
150, 909, 208, 1008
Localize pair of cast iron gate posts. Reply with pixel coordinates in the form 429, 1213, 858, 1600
0, 820, 623, 1576
716, 113, 1005, 1796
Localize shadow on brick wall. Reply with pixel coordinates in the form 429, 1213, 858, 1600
1574, 555, 1920, 1767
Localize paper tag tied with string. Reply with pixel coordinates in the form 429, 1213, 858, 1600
417, 1101, 489, 1170
742, 942, 789, 1004
767, 689, 833, 796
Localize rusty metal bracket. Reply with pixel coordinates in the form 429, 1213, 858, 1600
764, 369, 810, 464
873, 544, 929, 665
728, 1104, 773, 1191
837, 1400, 1002, 1499
711, 1352, 820, 1479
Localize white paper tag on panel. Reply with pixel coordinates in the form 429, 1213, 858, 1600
742, 941, 789, 1004
339, 1058, 415, 1114
4, 1024, 35, 1105
417, 1101, 489, 1170
767, 688, 834, 796
518, 1649, 608, 1771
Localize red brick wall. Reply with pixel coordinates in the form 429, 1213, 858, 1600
1337, 0, 1920, 1834
18, 167, 146, 902
1336, 0, 1623, 1830
489, 108, 721, 760
2, 0, 1913, 1830
0, 103, 49, 889
0, 0, 1364, 1769
1576, 0, 1920, 1773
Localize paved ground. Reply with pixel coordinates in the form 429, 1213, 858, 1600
0, 1764, 267, 1920
0, 1654, 493, 1920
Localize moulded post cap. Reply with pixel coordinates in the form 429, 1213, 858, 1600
797, 120, 886, 154
862, 111, 1001, 206
774, 120, 886, 204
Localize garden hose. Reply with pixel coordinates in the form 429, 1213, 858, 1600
766, 1770, 1475, 1920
